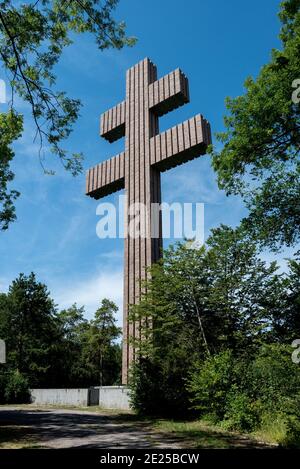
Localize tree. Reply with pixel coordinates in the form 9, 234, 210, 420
0, 0, 136, 229
86, 299, 121, 386
265, 254, 300, 341
0, 111, 23, 229
0, 272, 59, 386
0, 276, 123, 390
211, 0, 300, 250
56, 302, 122, 387
203, 225, 280, 352
55, 303, 91, 387
0, 273, 58, 386
129, 226, 282, 415
285, 256, 300, 337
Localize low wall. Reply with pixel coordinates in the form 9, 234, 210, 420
31, 388, 88, 406
30, 386, 130, 410
99, 386, 130, 410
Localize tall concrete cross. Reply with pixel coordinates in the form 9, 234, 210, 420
86, 58, 211, 383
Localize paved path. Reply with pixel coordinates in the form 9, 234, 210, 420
0, 407, 180, 449
0, 406, 272, 449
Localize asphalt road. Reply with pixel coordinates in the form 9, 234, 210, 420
0, 406, 273, 449
0, 406, 181, 449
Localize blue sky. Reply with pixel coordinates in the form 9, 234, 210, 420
0, 0, 294, 324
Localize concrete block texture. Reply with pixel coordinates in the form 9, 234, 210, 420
30, 387, 130, 410
98, 386, 130, 410
86, 58, 212, 384
30, 389, 88, 406
86, 152, 125, 198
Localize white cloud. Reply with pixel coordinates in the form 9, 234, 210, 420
53, 269, 123, 324
162, 157, 223, 205
62, 42, 131, 85
57, 215, 86, 252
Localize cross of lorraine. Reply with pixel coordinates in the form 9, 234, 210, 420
86, 58, 212, 384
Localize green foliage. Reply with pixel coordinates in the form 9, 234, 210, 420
0, 370, 30, 404
0, 274, 122, 400
129, 227, 300, 446
249, 344, 300, 410
283, 395, 300, 446
130, 350, 192, 417
204, 225, 279, 352
0, 110, 23, 229
129, 226, 288, 417
223, 392, 258, 432
188, 344, 300, 436
257, 412, 289, 445
187, 351, 235, 420
0, 0, 136, 229
55, 303, 92, 387
49, 299, 122, 387
3, 370, 30, 404
84, 299, 122, 386
282, 256, 300, 339
0, 371, 6, 403
0, 272, 59, 386
129, 244, 211, 417
211, 0, 300, 249
129, 358, 165, 416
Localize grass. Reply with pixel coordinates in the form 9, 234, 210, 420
97, 409, 276, 448
151, 418, 272, 449
1, 403, 132, 414
253, 412, 300, 447
153, 420, 231, 448
0, 425, 42, 449
254, 416, 287, 445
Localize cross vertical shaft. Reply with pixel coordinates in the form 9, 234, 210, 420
123, 59, 162, 383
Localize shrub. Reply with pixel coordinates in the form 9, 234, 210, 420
223, 390, 259, 431
0, 372, 7, 404
283, 415, 300, 447
129, 358, 162, 415
188, 344, 300, 439
187, 350, 235, 420
129, 356, 191, 417
280, 395, 300, 447
4, 370, 30, 404
249, 344, 300, 411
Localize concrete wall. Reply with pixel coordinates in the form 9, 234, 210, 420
30, 388, 88, 407
30, 386, 130, 410
99, 386, 130, 410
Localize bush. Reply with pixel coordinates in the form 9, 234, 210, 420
129, 357, 191, 417
223, 390, 259, 431
187, 351, 235, 420
249, 344, 300, 410
4, 370, 30, 404
280, 395, 300, 447
129, 358, 162, 415
0, 372, 7, 404
187, 344, 300, 438
284, 417, 300, 447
